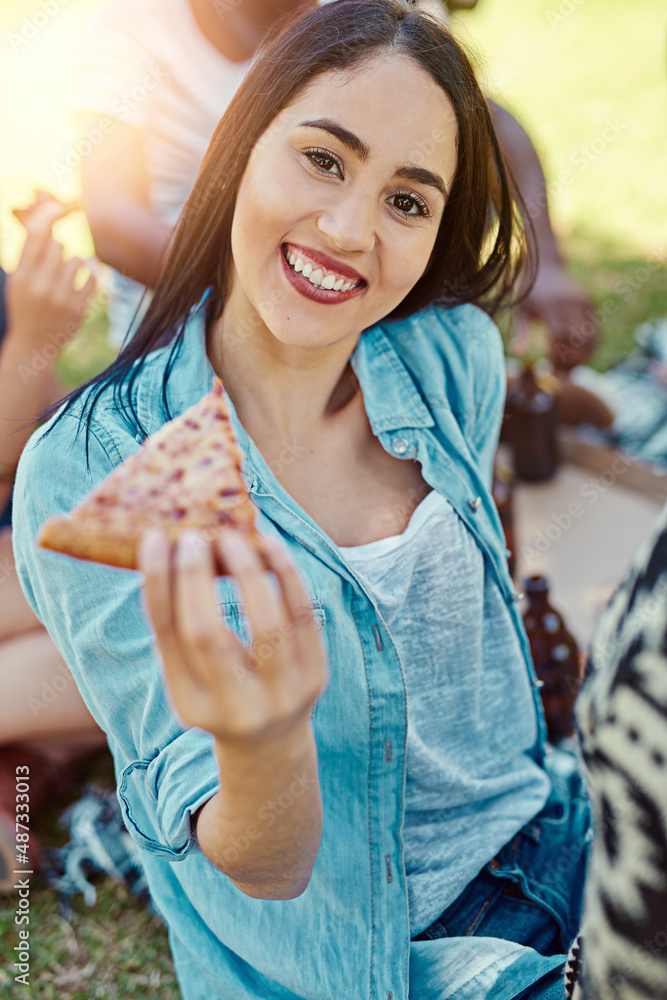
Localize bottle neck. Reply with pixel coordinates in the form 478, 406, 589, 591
525, 579, 550, 609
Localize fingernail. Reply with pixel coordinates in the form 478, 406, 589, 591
218, 532, 245, 561
139, 530, 165, 566
179, 531, 204, 561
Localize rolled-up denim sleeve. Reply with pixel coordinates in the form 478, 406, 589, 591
12, 410, 220, 859
118, 728, 220, 858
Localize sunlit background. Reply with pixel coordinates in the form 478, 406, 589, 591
0, 0, 666, 378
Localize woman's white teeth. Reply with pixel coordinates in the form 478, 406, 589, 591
285, 247, 359, 292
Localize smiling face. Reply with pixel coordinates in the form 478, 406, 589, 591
223, 52, 459, 353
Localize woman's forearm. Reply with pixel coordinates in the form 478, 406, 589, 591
195, 720, 323, 900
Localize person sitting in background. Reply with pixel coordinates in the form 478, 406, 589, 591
0, 196, 105, 891
441, 0, 599, 373
75, 0, 315, 348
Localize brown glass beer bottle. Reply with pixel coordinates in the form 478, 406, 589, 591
522, 575, 581, 742
504, 362, 558, 482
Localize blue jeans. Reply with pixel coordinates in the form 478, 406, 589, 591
412, 744, 591, 998
412, 864, 568, 997
411, 862, 564, 954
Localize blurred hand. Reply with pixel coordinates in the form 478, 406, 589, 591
514, 263, 598, 373
139, 530, 329, 752
5, 196, 96, 353
11, 189, 82, 229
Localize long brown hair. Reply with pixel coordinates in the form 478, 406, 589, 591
44, 0, 530, 450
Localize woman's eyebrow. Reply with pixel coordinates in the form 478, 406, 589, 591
297, 118, 447, 198
297, 118, 371, 161
395, 165, 447, 199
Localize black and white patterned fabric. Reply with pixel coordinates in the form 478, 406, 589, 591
574, 501, 667, 1000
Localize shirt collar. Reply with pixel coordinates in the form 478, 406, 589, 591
139, 302, 436, 446
350, 322, 435, 433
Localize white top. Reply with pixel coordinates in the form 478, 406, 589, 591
76, 0, 249, 345
339, 489, 550, 935
339, 487, 444, 559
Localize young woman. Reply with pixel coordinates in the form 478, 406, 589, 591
13, 2, 590, 997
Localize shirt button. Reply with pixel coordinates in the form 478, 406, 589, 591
135, 433, 143, 444
391, 436, 410, 455
511, 591, 525, 603
468, 496, 482, 512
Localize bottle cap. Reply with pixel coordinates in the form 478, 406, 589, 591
524, 574, 548, 593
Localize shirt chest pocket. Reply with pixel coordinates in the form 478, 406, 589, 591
218, 597, 325, 641
218, 598, 326, 719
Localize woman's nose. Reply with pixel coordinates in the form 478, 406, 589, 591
316, 188, 377, 255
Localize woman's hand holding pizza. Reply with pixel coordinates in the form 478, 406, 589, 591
138, 530, 329, 751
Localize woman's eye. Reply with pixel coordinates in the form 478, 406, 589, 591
305, 148, 342, 176
390, 192, 430, 218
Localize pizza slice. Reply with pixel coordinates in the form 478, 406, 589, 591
38, 377, 258, 570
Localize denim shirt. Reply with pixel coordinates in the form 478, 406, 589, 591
13, 302, 571, 1000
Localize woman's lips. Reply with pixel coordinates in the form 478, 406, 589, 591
283, 242, 366, 286
279, 245, 366, 305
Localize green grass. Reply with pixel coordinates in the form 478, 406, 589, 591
0, 881, 179, 999
0, 752, 180, 998
452, 0, 667, 371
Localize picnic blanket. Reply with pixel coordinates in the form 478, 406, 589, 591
42, 784, 154, 919
572, 316, 667, 468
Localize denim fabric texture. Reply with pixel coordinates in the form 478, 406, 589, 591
13, 299, 586, 1000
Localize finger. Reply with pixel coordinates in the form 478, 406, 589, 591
81, 256, 104, 285
216, 532, 290, 679
35, 238, 67, 285
260, 537, 328, 688
140, 530, 230, 728
13, 214, 56, 272
76, 269, 98, 309
174, 531, 245, 689
257, 537, 314, 632
138, 529, 193, 688
211, 527, 271, 578
20, 198, 69, 239
60, 256, 95, 303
